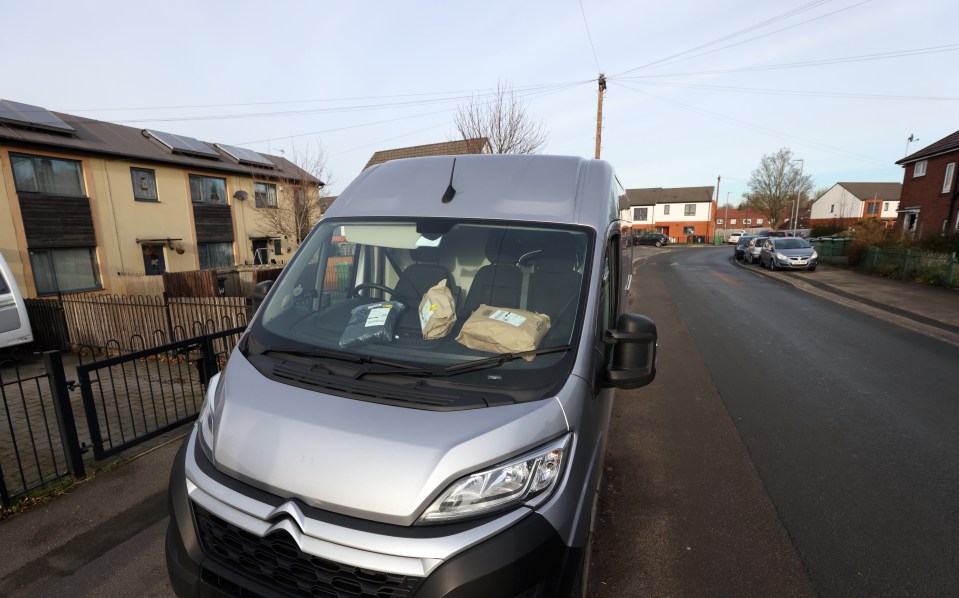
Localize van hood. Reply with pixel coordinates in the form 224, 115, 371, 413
208, 352, 570, 526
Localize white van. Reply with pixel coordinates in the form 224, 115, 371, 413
166, 155, 657, 597
0, 251, 33, 350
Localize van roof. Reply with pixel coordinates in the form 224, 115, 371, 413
324, 154, 617, 230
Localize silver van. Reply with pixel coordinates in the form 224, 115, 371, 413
0, 251, 33, 350
166, 155, 658, 597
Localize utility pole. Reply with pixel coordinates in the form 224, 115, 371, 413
595, 73, 606, 159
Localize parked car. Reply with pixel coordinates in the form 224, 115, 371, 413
759, 237, 818, 271
734, 235, 758, 260
743, 236, 769, 264
0, 251, 33, 350
727, 231, 745, 244
636, 232, 670, 247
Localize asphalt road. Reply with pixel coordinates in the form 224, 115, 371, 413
589, 245, 959, 596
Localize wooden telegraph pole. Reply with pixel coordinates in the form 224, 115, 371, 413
595, 73, 606, 159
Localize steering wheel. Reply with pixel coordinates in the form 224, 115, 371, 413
350, 282, 396, 298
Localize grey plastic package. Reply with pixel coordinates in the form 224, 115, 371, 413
339, 301, 406, 348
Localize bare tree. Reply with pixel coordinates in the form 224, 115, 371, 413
453, 82, 548, 154
256, 144, 332, 246
747, 148, 813, 228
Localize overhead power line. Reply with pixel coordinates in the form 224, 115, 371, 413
613, 43, 959, 79
578, 0, 602, 72
614, 80, 891, 166
627, 80, 959, 101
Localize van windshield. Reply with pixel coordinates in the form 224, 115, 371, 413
251, 218, 592, 377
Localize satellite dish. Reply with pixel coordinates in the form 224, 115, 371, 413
234, 190, 249, 201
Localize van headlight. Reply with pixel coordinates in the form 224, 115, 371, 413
419, 435, 569, 523
197, 372, 223, 463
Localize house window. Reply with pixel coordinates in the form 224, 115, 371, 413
255, 182, 277, 208
716, 218, 724, 224
633, 207, 648, 221
28, 247, 101, 294
10, 154, 85, 197
743, 218, 751, 225
141, 244, 166, 275
884, 202, 890, 211
730, 219, 737, 224
663, 204, 671, 215
913, 160, 927, 177
189, 175, 227, 204
683, 226, 695, 234
830, 205, 835, 213
943, 163, 956, 193
130, 168, 158, 201
757, 218, 764, 225
866, 202, 880, 215
198, 242, 234, 269
684, 204, 696, 216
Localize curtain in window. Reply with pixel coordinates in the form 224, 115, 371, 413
255, 183, 277, 208
131, 168, 158, 200
198, 243, 235, 269
29, 248, 100, 294
189, 175, 227, 204
11, 155, 84, 196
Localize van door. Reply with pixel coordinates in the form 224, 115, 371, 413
0, 255, 34, 349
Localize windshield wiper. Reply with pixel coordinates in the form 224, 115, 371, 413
444, 345, 572, 375
263, 347, 434, 378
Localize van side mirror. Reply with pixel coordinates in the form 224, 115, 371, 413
604, 313, 657, 389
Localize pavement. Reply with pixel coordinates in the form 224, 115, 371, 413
1, 257, 957, 592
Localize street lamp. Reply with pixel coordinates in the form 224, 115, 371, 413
792, 158, 804, 233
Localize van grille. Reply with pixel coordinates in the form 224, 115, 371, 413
193, 503, 422, 597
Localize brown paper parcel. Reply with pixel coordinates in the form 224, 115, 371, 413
456, 304, 551, 360
418, 279, 458, 340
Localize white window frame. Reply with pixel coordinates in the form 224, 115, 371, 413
684, 204, 696, 216
663, 204, 671, 215
943, 162, 955, 193
716, 218, 724, 225
742, 218, 751, 225
913, 160, 927, 177
757, 218, 764, 225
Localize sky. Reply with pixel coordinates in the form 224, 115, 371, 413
3, 0, 958, 204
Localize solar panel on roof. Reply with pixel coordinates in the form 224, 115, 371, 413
215, 143, 275, 167
0, 99, 75, 132
144, 129, 220, 158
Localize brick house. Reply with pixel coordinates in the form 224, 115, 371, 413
809, 182, 902, 230
623, 187, 716, 242
364, 138, 490, 170
894, 130, 959, 238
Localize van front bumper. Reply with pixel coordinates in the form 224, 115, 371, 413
166, 438, 581, 598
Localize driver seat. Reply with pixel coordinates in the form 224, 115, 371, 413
393, 246, 456, 310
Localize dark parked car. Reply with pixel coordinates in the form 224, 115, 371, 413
759, 237, 818, 271
734, 235, 758, 260
636, 232, 670, 247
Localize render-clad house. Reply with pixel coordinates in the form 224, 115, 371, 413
894, 130, 959, 238
623, 187, 716, 241
809, 182, 902, 229
364, 138, 491, 170
0, 99, 322, 298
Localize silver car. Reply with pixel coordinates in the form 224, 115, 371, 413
760, 237, 818, 271
743, 236, 769, 264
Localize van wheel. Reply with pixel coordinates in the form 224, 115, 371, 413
654, 241, 662, 247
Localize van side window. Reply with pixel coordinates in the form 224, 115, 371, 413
597, 236, 620, 359
0, 271, 10, 295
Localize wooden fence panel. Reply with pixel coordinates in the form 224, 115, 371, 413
57, 294, 250, 353
162, 270, 218, 297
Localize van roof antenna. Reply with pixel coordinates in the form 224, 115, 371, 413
441, 158, 457, 203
